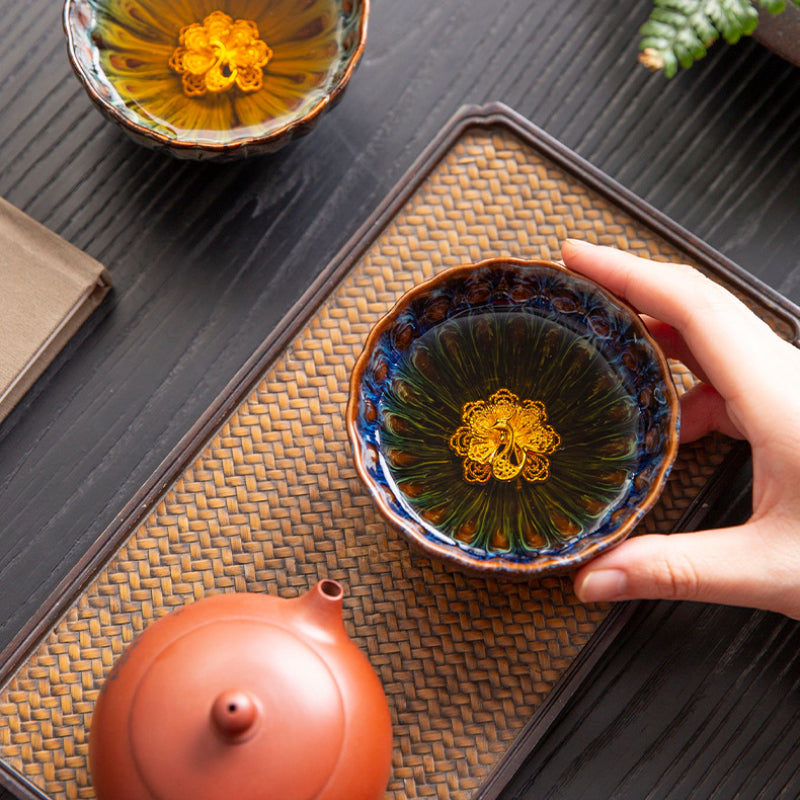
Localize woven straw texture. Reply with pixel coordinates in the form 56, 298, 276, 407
0, 126, 759, 800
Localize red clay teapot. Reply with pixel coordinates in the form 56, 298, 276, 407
89, 579, 393, 800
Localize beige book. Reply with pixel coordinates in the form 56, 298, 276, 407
0, 198, 111, 423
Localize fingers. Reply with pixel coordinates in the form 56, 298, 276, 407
561, 240, 776, 379
560, 240, 800, 620
561, 240, 755, 340
639, 317, 742, 440
573, 521, 800, 619
561, 239, 797, 446
640, 316, 709, 383
678, 382, 744, 442
638, 317, 738, 440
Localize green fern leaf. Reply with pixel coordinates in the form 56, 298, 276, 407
705, 0, 759, 43
639, 0, 785, 76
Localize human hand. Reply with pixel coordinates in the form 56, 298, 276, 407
561, 239, 800, 619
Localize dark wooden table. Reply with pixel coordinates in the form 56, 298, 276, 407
0, 1, 799, 797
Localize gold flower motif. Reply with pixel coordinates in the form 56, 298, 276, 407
169, 11, 273, 97
449, 389, 560, 483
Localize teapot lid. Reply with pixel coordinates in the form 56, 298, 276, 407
126, 614, 346, 799
90, 581, 393, 800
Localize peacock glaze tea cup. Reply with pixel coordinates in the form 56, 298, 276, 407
347, 257, 680, 579
63, 0, 368, 159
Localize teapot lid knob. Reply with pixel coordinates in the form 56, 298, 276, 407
211, 690, 260, 740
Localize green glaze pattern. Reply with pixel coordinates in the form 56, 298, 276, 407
379, 309, 641, 553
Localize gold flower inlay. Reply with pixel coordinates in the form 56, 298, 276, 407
169, 11, 272, 97
449, 389, 560, 483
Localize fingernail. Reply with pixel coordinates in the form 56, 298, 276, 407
577, 569, 628, 602
564, 238, 593, 248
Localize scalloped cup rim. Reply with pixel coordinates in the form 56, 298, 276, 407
62, 0, 369, 159
347, 256, 681, 579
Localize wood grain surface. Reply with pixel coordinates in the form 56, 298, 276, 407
0, 0, 798, 798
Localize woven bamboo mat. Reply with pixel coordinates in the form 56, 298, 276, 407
1, 120, 776, 800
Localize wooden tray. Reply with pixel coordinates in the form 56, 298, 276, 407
1, 103, 798, 800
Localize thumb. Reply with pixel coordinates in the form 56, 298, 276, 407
573, 524, 799, 617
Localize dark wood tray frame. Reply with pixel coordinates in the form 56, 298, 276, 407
1, 102, 799, 800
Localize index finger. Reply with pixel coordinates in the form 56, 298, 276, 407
560, 240, 791, 412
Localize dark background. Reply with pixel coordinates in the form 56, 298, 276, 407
1, 0, 799, 797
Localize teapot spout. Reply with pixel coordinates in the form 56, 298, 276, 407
294, 579, 346, 643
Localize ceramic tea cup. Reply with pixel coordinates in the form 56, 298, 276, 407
63, 0, 368, 159
347, 257, 680, 578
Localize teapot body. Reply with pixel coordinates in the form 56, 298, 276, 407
89, 580, 392, 800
